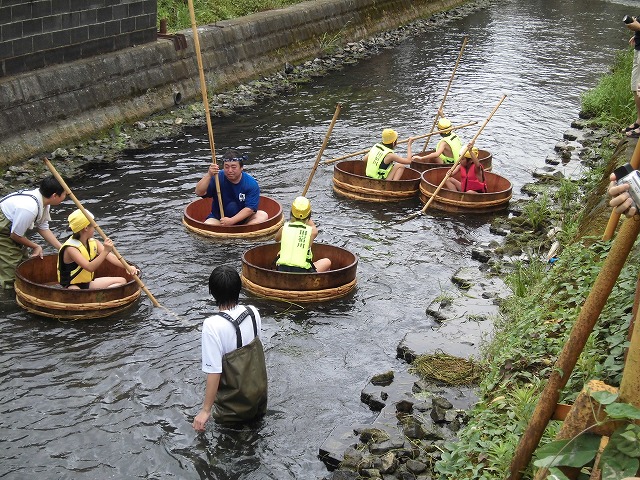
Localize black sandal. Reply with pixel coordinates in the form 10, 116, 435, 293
626, 127, 640, 138
625, 122, 640, 133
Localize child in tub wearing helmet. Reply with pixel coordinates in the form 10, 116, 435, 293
443, 142, 487, 193
57, 209, 135, 289
274, 197, 331, 273
363, 129, 416, 181
412, 117, 463, 165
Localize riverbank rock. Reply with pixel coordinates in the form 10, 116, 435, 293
319, 265, 508, 478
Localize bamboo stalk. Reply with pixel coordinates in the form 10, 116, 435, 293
44, 158, 162, 308
406, 95, 506, 220
508, 215, 640, 479
420, 36, 468, 154
602, 138, 640, 240
187, 0, 224, 217
302, 103, 342, 196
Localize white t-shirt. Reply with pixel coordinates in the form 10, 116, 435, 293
0, 188, 50, 236
201, 304, 262, 374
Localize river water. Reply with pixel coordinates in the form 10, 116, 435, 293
1, 0, 637, 478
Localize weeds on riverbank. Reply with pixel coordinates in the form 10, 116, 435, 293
581, 48, 634, 131
157, 0, 296, 31
434, 49, 640, 479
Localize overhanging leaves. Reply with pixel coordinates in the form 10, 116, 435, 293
533, 435, 600, 468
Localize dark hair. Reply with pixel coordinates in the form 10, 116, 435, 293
39, 176, 64, 198
208, 265, 241, 309
382, 141, 396, 149
222, 149, 247, 167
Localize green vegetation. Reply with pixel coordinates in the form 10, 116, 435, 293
157, 0, 299, 31
434, 49, 640, 479
581, 49, 635, 131
533, 390, 640, 479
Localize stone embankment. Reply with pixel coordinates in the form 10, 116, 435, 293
0, 0, 472, 170
0, 1, 492, 196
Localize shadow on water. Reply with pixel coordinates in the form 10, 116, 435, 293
0, 0, 636, 478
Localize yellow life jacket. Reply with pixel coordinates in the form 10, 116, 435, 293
57, 237, 98, 286
365, 144, 394, 179
276, 221, 313, 269
437, 134, 462, 164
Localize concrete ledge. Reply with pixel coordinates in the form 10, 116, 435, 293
0, 0, 468, 168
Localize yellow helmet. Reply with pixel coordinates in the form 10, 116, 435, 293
68, 209, 94, 233
291, 196, 311, 220
437, 118, 452, 134
381, 128, 398, 144
464, 147, 479, 158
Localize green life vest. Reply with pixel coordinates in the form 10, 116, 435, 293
57, 237, 98, 286
276, 221, 313, 269
365, 144, 394, 179
437, 134, 462, 164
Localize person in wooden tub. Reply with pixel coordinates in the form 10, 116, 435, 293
194, 149, 268, 226
412, 117, 463, 165
443, 144, 487, 194
363, 128, 416, 181
274, 196, 331, 273
57, 209, 136, 289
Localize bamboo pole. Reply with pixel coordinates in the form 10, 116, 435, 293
44, 158, 162, 308
302, 103, 342, 196
620, 291, 640, 408
508, 215, 640, 480
405, 95, 506, 221
187, 0, 224, 217
420, 36, 468, 154
603, 139, 640, 240
322, 121, 477, 166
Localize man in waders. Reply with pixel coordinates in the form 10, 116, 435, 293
192, 265, 268, 430
363, 129, 416, 181
0, 176, 66, 290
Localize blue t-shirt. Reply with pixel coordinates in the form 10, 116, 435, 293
203, 172, 261, 220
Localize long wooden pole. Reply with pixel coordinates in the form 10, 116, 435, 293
602, 139, 640, 240
302, 103, 342, 196
187, 0, 224, 217
420, 36, 468, 154
44, 158, 162, 308
508, 215, 640, 479
322, 121, 477, 166
408, 94, 506, 220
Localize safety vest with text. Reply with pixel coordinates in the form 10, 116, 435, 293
276, 221, 313, 269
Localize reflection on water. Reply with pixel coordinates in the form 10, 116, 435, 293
0, 0, 633, 478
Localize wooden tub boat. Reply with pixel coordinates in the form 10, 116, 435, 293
183, 196, 284, 239
14, 255, 141, 320
410, 149, 493, 173
241, 243, 358, 302
418, 167, 512, 213
332, 160, 421, 202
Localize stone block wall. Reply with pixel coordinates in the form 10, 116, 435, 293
0, 0, 468, 167
0, 0, 157, 77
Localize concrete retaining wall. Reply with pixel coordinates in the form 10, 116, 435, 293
0, 0, 468, 168
0, 0, 157, 77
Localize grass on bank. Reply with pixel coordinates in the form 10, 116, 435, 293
157, 0, 298, 31
434, 49, 640, 479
